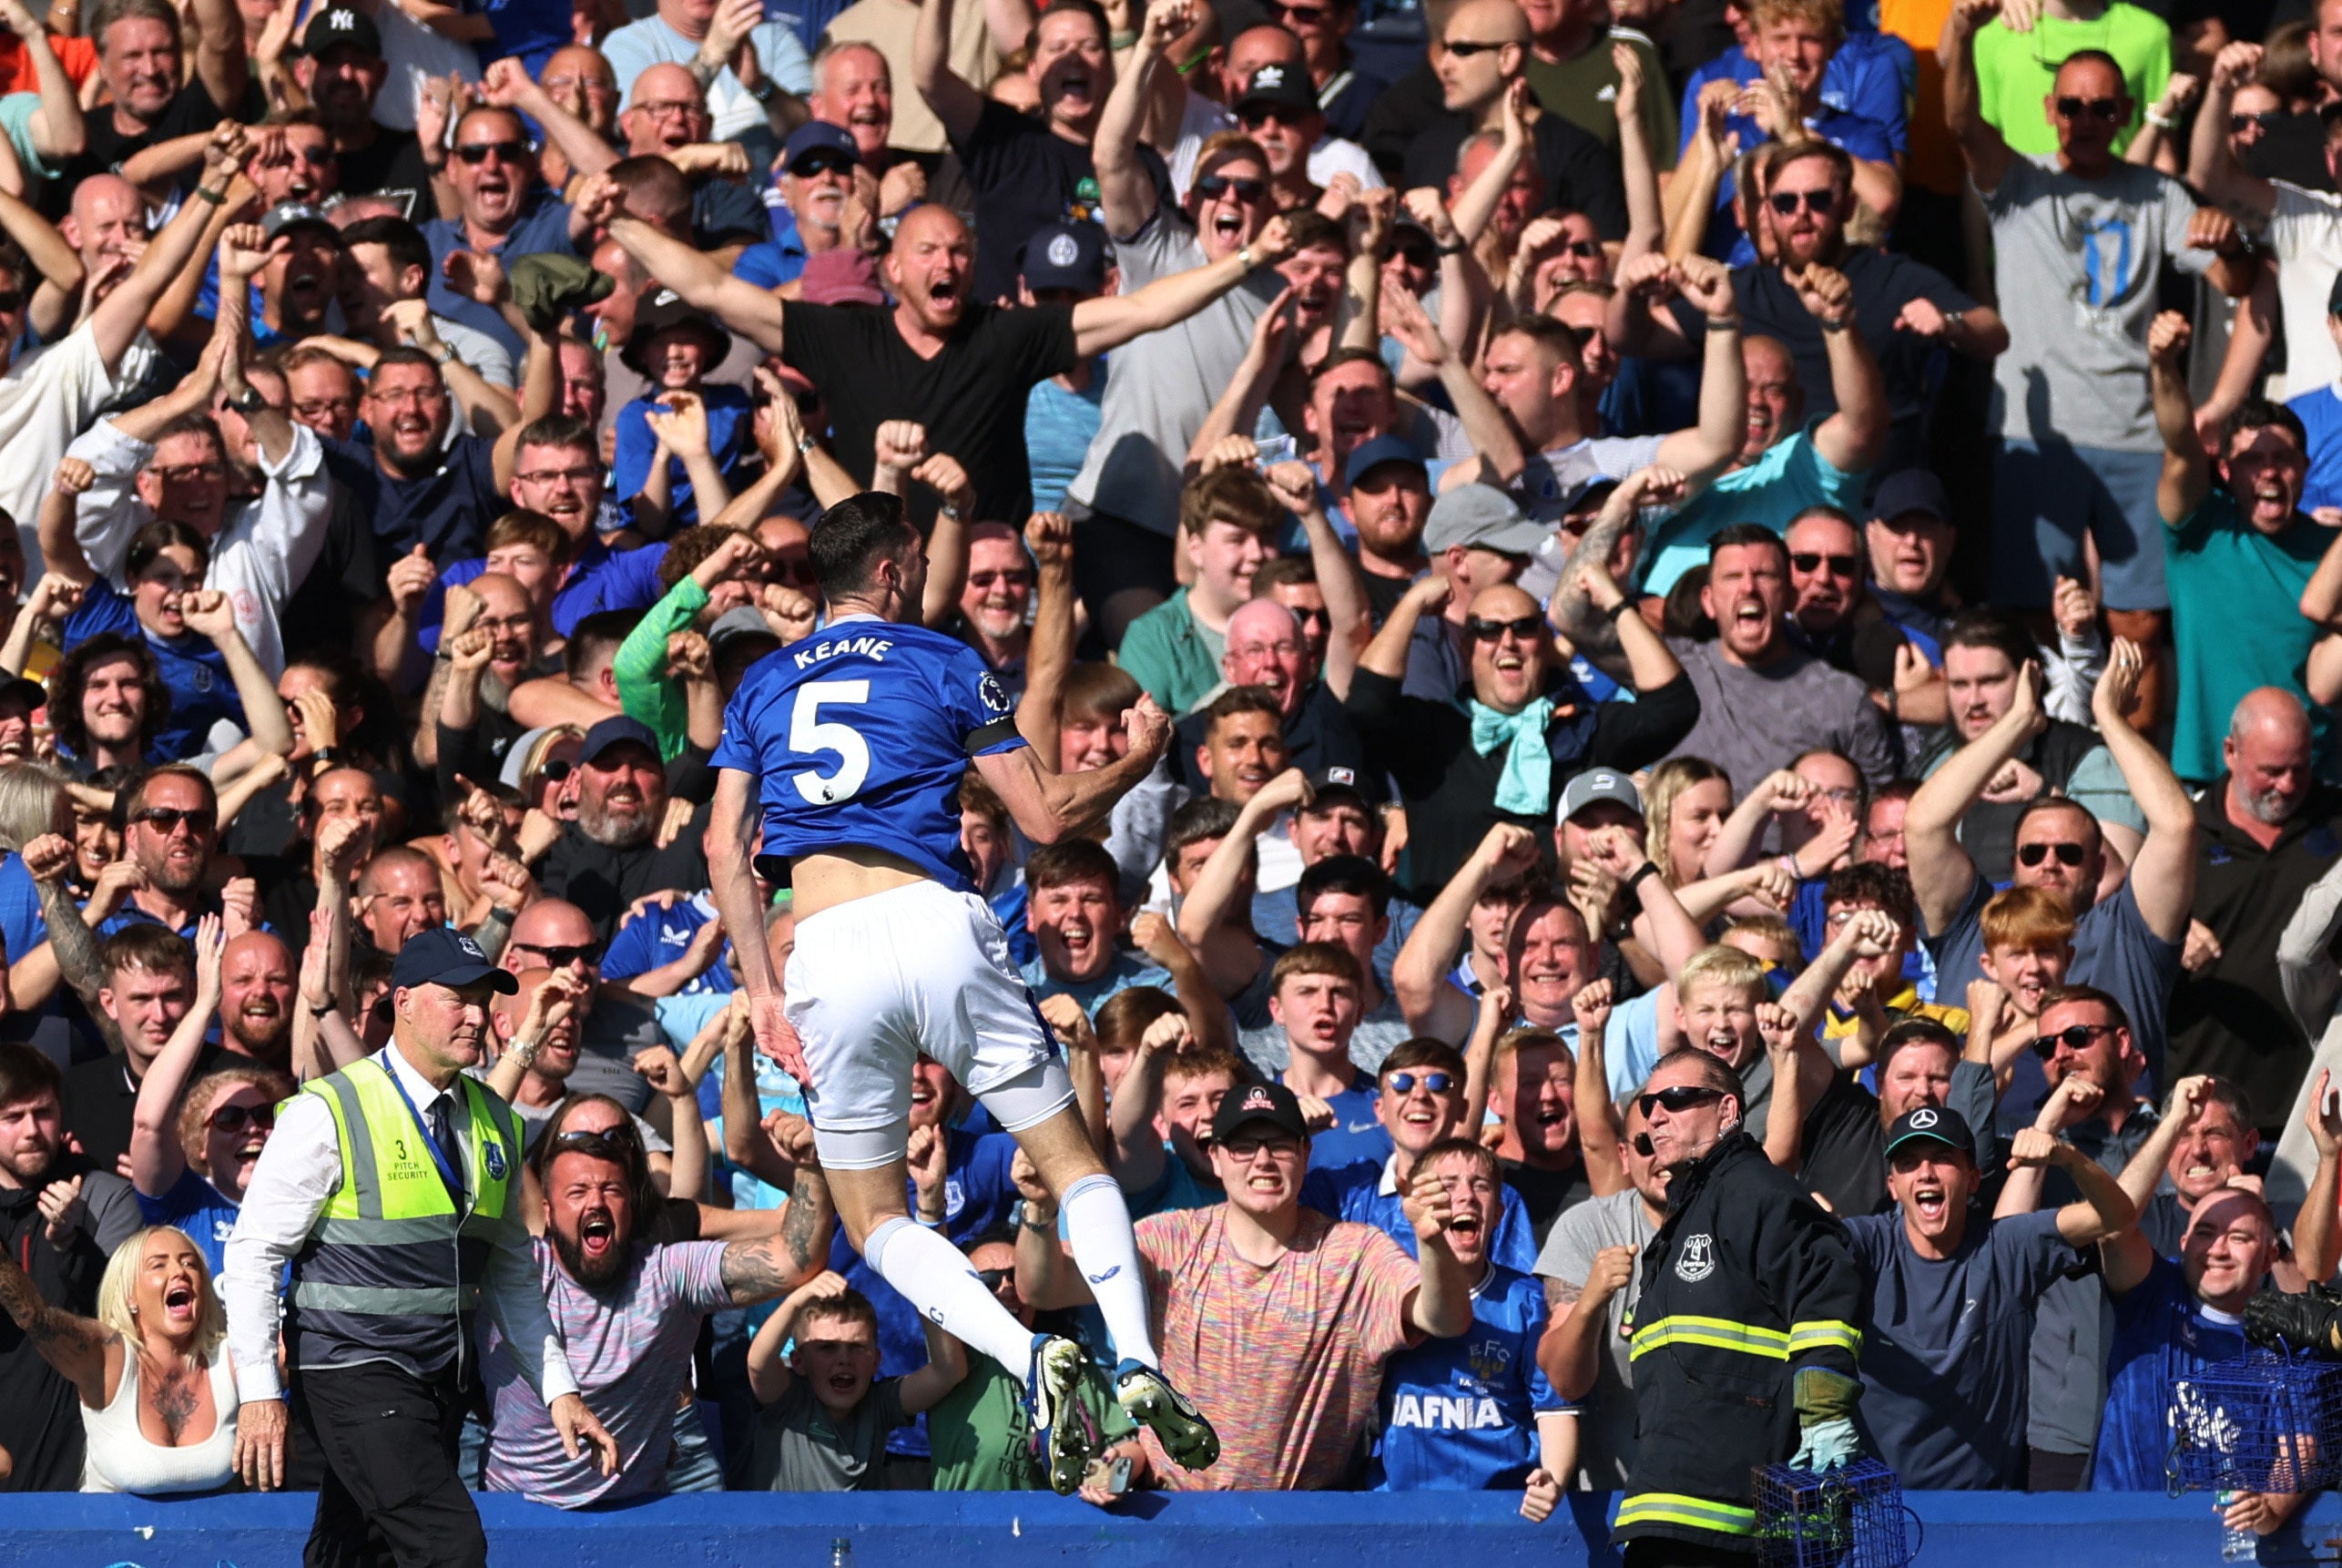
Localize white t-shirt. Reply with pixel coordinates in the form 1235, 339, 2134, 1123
0, 323, 158, 579
2266, 179, 2342, 400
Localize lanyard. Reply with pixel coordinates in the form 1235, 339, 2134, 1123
382, 1063, 465, 1204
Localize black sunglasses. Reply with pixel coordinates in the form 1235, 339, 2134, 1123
1442, 37, 1508, 54
515, 941, 605, 967
1194, 173, 1268, 203
1237, 104, 1311, 127
792, 150, 856, 178
0, 290, 28, 314
2031, 1022, 2113, 1060
2016, 840, 2087, 868
1767, 189, 1837, 215
1560, 239, 1603, 258
132, 805, 217, 835
2054, 96, 2123, 122
208, 1102, 276, 1134
1632, 1132, 1655, 1157
453, 138, 527, 164
1790, 551, 1859, 576
2231, 110, 2279, 134
1466, 613, 1543, 642
1636, 1084, 1726, 1116
974, 1267, 1013, 1290
1385, 1070, 1455, 1095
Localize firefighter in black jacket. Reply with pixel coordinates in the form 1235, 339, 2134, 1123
1615, 1048, 1867, 1565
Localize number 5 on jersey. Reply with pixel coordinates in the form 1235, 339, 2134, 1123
790, 680, 871, 805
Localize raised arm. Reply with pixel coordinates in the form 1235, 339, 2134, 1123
718, 1157, 834, 1303
131, 916, 225, 1199
601, 209, 786, 354
1564, 979, 1625, 1193
1795, 264, 1889, 475
1381, 284, 1526, 489
97, 123, 250, 372
1017, 511, 1075, 759
2018, 1121, 2138, 1246
1402, 1166, 1474, 1336
0, 1, 82, 168
971, 697, 1173, 845
912, 0, 985, 148
2191, 43, 2276, 223
2090, 636, 2194, 942
1614, 44, 1663, 264
2292, 1069, 2342, 1283
1539, 1242, 1635, 1400
188, 0, 251, 115
1263, 463, 1369, 697
1095, 0, 1182, 238
1906, 660, 2046, 935
0, 180, 81, 343
1650, 257, 1747, 484
1940, 0, 2015, 195
1176, 769, 1305, 993
1451, 81, 1532, 247
1105, 1012, 1180, 1192
1071, 216, 1296, 359
181, 590, 296, 769
1393, 822, 1540, 1042
0, 1244, 110, 1405
2149, 310, 2212, 525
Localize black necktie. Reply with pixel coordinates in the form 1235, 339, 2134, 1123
426, 1094, 465, 1204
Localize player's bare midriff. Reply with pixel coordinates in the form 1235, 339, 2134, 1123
788, 845, 934, 921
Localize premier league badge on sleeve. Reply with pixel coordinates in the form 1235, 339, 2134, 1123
980, 673, 1013, 714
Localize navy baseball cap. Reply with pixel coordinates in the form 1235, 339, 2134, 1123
1234, 61, 1319, 116
580, 716, 660, 765
392, 928, 518, 994
782, 120, 858, 172
1871, 469, 1951, 526
1343, 433, 1428, 489
1884, 1105, 1975, 1161
1020, 220, 1107, 292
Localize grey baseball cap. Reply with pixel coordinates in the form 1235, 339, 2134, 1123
1422, 484, 1550, 558
1557, 768, 1644, 824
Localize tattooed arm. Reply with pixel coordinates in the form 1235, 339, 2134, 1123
718, 1163, 835, 1304
24, 834, 112, 1050
0, 1246, 116, 1405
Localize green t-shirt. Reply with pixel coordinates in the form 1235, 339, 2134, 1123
2164, 491, 2329, 783
1522, 27, 1678, 171
928, 1354, 1134, 1492
1970, 5, 2170, 158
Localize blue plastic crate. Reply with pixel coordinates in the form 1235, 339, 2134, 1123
2168, 1350, 2342, 1496
1753, 1459, 1916, 1568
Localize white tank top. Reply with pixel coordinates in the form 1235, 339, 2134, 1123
80, 1340, 239, 1496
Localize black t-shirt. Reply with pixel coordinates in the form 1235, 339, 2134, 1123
1400, 111, 1628, 239
62, 1045, 232, 1177
321, 432, 504, 562
51, 78, 264, 215
1499, 1156, 1591, 1243
1360, 60, 1445, 184
335, 125, 433, 220
779, 299, 1079, 527
1726, 247, 1974, 438
2245, 108, 2336, 195
950, 98, 1169, 305
1794, 1072, 1888, 1219
1359, 568, 1415, 625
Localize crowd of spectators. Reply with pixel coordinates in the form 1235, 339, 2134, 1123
0, 0, 2337, 1544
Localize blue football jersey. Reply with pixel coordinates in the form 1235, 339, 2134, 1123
712, 617, 1026, 892
1372, 1263, 1565, 1492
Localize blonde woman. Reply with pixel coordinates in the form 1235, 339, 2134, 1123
0, 1225, 239, 1494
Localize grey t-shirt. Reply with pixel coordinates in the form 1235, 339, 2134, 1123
1842, 1207, 2082, 1489
743, 1375, 910, 1492
1064, 216, 1284, 536
1984, 155, 2212, 451
1532, 1188, 1656, 1490
1662, 638, 1899, 799
563, 993, 671, 1115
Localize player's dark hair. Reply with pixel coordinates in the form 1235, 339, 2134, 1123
810, 492, 920, 603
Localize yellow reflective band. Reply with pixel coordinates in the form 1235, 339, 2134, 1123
1787, 1319, 1863, 1356
1616, 1492, 1759, 1535
1629, 1314, 1792, 1361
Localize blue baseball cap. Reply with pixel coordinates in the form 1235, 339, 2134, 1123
391, 927, 518, 993
781, 120, 858, 173
1020, 220, 1107, 292
580, 715, 660, 765
1342, 433, 1429, 489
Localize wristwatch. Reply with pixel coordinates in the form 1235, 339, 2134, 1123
231, 385, 268, 416
430, 341, 457, 366
746, 75, 779, 105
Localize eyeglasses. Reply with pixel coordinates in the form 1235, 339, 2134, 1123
207, 1101, 276, 1134
131, 805, 217, 836
1441, 36, 1509, 54
1384, 1070, 1455, 1095
151, 462, 225, 484
1635, 1084, 1726, 1116
1466, 613, 1543, 641
514, 941, 604, 967
631, 97, 701, 120
1767, 188, 1838, 216
791, 151, 856, 178
515, 464, 599, 486
2015, 840, 2087, 868
546, 1126, 637, 1161
2031, 1022, 2113, 1059
542, 72, 617, 97
1194, 173, 1268, 203
291, 396, 359, 421
2053, 96, 2123, 122
967, 569, 1034, 589
1219, 1135, 1300, 1160
974, 1267, 1013, 1290
1790, 551, 1858, 576
370, 383, 444, 407
453, 138, 527, 165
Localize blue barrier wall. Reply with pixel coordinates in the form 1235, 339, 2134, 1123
0, 1489, 2337, 1567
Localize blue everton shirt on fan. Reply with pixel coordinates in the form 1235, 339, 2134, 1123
420, 537, 671, 652
61, 579, 246, 761
2093, 1254, 2251, 1491
1302, 1156, 1540, 1272
1371, 1263, 1563, 1491
1304, 1075, 1392, 1172
603, 891, 734, 995
712, 616, 1026, 893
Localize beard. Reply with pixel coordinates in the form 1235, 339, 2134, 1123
550, 1208, 634, 1294
578, 793, 655, 850
2240, 781, 2303, 827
